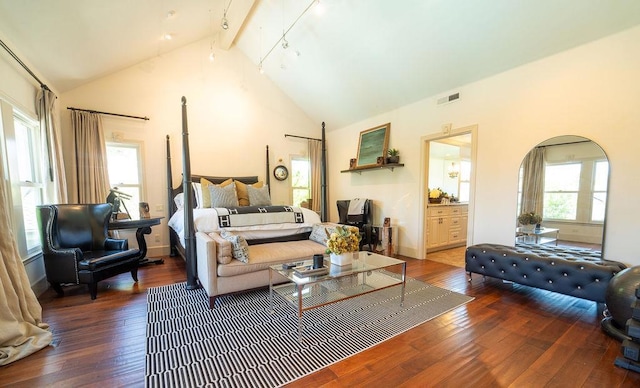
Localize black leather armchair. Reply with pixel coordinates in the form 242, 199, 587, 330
36, 204, 141, 300
337, 199, 377, 251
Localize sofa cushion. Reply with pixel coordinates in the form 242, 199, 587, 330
217, 240, 326, 278
220, 230, 250, 263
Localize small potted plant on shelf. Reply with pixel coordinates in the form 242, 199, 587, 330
387, 148, 400, 164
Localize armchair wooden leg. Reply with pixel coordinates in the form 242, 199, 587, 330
88, 283, 98, 300
131, 268, 139, 282
51, 283, 64, 296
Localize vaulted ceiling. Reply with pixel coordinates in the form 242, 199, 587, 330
1, 0, 640, 128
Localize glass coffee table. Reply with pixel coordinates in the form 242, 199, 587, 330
269, 251, 406, 341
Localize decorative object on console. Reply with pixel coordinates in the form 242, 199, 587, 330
518, 211, 542, 228
428, 187, 446, 203
325, 224, 361, 266
387, 148, 400, 164
602, 266, 640, 342
349, 158, 357, 169
139, 202, 150, 219
376, 156, 385, 166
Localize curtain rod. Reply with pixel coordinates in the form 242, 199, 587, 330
67, 107, 149, 121
284, 134, 321, 141
0, 38, 48, 90
536, 139, 590, 148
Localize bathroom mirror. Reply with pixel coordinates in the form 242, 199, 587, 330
516, 135, 608, 252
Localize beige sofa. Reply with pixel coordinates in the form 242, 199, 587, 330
195, 223, 342, 308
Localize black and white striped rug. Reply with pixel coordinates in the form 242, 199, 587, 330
146, 278, 473, 387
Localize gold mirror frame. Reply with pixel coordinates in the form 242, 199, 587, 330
356, 123, 390, 168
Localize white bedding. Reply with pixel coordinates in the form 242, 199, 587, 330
168, 207, 321, 245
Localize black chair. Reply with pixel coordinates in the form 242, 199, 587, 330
336, 199, 377, 251
36, 204, 141, 300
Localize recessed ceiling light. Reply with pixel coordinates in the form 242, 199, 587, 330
163, 33, 173, 40
167, 10, 176, 19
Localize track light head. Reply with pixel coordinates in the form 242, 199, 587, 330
221, 17, 229, 30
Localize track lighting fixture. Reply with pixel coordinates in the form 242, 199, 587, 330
222, 0, 232, 30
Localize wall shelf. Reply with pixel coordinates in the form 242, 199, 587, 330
340, 163, 404, 174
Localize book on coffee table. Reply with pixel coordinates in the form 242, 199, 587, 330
293, 265, 329, 277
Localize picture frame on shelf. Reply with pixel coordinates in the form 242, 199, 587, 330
356, 123, 390, 168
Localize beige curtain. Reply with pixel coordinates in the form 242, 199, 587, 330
36, 87, 67, 203
519, 147, 545, 217
0, 162, 52, 365
71, 111, 110, 203
309, 139, 322, 213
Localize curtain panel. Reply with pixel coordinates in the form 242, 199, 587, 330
71, 111, 110, 203
0, 160, 52, 365
36, 87, 67, 203
309, 140, 322, 213
519, 147, 546, 217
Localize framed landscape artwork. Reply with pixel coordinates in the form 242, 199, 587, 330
356, 123, 390, 168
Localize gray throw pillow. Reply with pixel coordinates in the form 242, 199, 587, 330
247, 184, 271, 206
219, 230, 250, 263
209, 182, 239, 208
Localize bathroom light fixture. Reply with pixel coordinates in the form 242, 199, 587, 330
448, 162, 459, 178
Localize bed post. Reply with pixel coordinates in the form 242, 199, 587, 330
166, 135, 177, 256
181, 96, 199, 290
321, 122, 328, 221
266, 145, 271, 194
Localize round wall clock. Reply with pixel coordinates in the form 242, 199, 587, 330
273, 165, 289, 181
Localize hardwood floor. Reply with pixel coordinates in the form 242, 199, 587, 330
2, 251, 639, 387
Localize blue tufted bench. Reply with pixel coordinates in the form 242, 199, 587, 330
465, 243, 626, 303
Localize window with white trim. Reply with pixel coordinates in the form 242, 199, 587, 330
290, 156, 310, 207
106, 142, 144, 218
543, 163, 581, 220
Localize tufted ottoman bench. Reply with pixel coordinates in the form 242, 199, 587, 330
465, 243, 626, 303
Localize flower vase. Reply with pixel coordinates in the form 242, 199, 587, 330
330, 252, 353, 266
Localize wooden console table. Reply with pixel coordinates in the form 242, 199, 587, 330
109, 217, 164, 265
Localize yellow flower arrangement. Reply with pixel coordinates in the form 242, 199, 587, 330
325, 225, 361, 254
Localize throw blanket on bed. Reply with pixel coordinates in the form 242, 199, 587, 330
215, 206, 305, 228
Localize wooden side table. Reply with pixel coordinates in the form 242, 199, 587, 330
109, 217, 164, 265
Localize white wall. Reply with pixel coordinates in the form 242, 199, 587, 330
59, 38, 319, 255
327, 26, 640, 265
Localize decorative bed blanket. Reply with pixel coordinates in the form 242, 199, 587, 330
215, 206, 305, 227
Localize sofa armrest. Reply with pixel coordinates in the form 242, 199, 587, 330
196, 232, 219, 298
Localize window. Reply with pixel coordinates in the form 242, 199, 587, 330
543, 163, 581, 220
591, 160, 608, 222
0, 100, 45, 259
106, 142, 144, 217
458, 160, 471, 203
290, 156, 310, 207
14, 113, 44, 254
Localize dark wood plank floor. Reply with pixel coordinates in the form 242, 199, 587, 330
2, 250, 639, 387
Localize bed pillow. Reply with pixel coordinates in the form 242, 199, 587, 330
235, 180, 264, 206
220, 230, 250, 263
173, 193, 184, 209
192, 182, 203, 208
208, 181, 239, 208
200, 177, 233, 208
247, 184, 271, 206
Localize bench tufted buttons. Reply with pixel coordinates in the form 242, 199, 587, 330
563, 273, 568, 277
551, 262, 555, 265
537, 268, 541, 272
523, 275, 527, 279
481, 265, 485, 269
580, 266, 584, 270
501, 270, 505, 274
513, 263, 517, 267
491, 259, 495, 263
503, 253, 507, 257
595, 278, 600, 282
549, 280, 553, 284
577, 285, 582, 289
525, 257, 529, 261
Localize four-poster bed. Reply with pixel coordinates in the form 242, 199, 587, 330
166, 97, 328, 290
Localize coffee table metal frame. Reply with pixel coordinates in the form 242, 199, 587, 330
269, 251, 406, 341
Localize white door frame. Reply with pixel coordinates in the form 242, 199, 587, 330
417, 124, 478, 260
